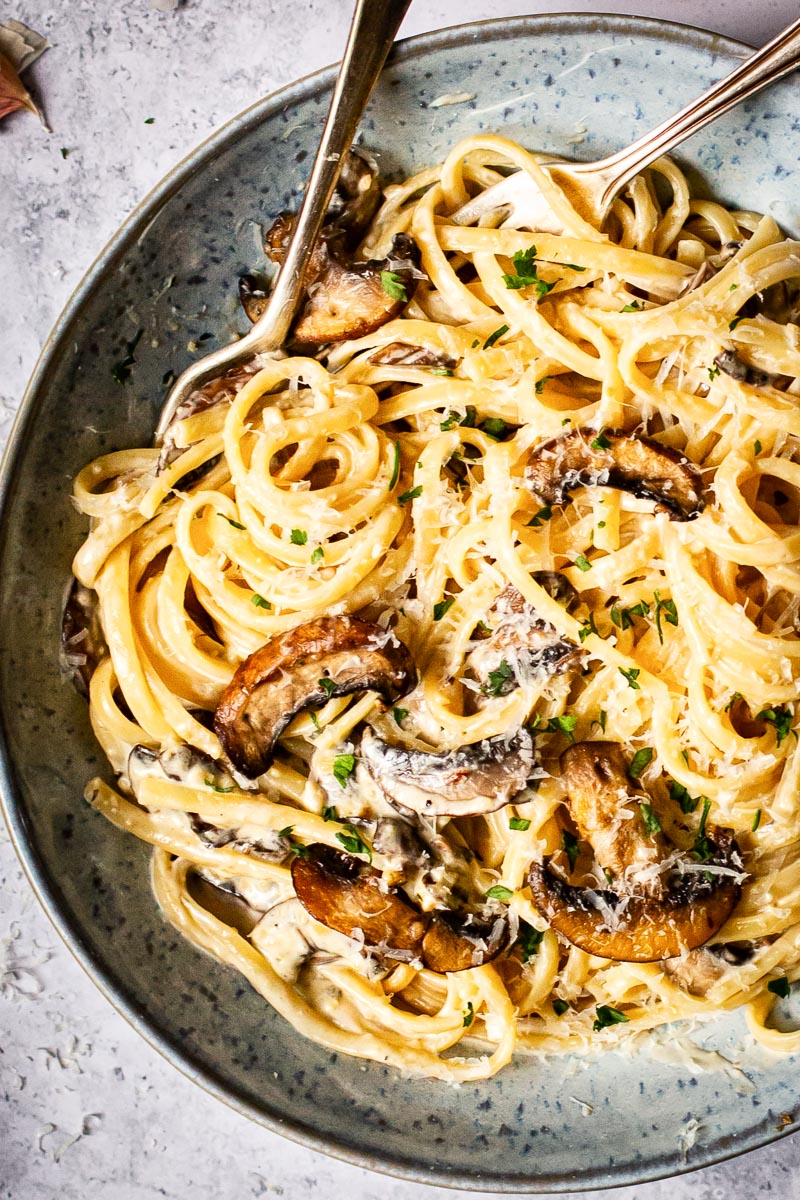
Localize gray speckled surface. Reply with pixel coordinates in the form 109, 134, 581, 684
3, 2, 800, 1197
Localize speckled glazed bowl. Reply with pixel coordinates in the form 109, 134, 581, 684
3, 14, 800, 1191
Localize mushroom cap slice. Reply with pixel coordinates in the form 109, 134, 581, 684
524, 428, 704, 521
561, 741, 667, 899
421, 910, 509, 973
360, 726, 535, 818
528, 827, 742, 962
292, 233, 420, 345
238, 274, 269, 324
291, 843, 428, 962
292, 844, 509, 972
470, 579, 580, 696
61, 578, 107, 699
214, 616, 416, 777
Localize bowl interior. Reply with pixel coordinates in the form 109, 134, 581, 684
3, 14, 800, 1191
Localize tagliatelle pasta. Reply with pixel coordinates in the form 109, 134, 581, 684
69, 134, 800, 1079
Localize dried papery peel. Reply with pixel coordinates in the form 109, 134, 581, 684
0, 20, 49, 128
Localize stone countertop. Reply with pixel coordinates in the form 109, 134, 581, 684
2, 1, 800, 1197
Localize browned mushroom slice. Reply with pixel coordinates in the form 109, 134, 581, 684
662, 938, 772, 996
61, 578, 107, 698
238, 274, 269, 324
292, 232, 420, 345
524, 428, 704, 521
292, 843, 509, 972
561, 742, 667, 899
368, 342, 456, 369
187, 872, 263, 937
470, 577, 580, 696
325, 147, 381, 239
421, 909, 509, 973
528, 827, 742, 962
360, 726, 534, 818
291, 843, 428, 961
214, 616, 416, 777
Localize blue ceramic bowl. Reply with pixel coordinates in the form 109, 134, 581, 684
2, 14, 800, 1191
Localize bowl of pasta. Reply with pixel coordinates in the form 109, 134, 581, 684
4, 12, 800, 1191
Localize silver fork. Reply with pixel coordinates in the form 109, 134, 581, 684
155, 0, 411, 442
452, 16, 800, 233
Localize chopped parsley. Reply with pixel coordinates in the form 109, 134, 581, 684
692, 796, 713, 862
535, 376, 551, 395
579, 613, 601, 643
591, 430, 611, 451
144, 116, 155, 124
729, 314, 745, 331
527, 504, 552, 527
277, 825, 294, 838
653, 590, 678, 643
430, 367, 454, 376
486, 884, 514, 902
595, 709, 608, 733
481, 416, 509, 440
60, 146, 69, 159
336, 824, 372, 861
380, 270, 408, 302
111, 328, 144, 385
620, 300, 643, 313
517, 921, 543, 962
552, 999, 570, 1016
640, 803, 662, 836
574, 554, 592, 572
483, 324, 509, 349
393, 707, 408, 724
484, 660, 513, 696
545, 714, 578, 743
562, 830, 579, 871
310, 546, 324, 564
752, 808, 762, 832
619, 666, 641, 690
471, 338, 480, 348
768, 977, 791, 999
441, 406, 478, 430
332, 754, 356, 789
593, 1004, 629, 1031
398, 485, 423, 505
669, 780, 701, 814
754, 439, 762, 455
389, 440, 401, 490
628, 747, 654, 779
563, 262, 586, 272
290, 528, 307, 545
433, 596, 455, 621
724, 692, 744, 712
318, 677, 337, 699
509, 816, 531, 832
462, 1001, 475, 1027
204, 778, 235, 793
611, 601, 650, 630
223, 515, 246, 530
251, 593, 271, 609
756, 706, 795, 747
502, 244, 559, 296
309, 710, 321, 732
708, 364, 721, 382
322, 805, 339, 822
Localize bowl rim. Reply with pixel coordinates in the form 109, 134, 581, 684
3, 10, 797, 1192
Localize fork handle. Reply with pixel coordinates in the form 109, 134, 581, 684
156, 0, 411, 442
578, 16, 800, 212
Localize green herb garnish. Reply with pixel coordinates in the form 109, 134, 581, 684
380, 271, 408, 302
481, 417, 509, 440
527, 504, 552, 527
756, 706, 795, 747
640, 803, 662, 836
483, 324, 509, 349
552, 999, 569, 1016
463, 1002, 475, 1027
653, 590, 678, 643
574, 554, 592, 572
486, 884, 514, 902
310, 546, 324, 564
398, 485, 423, 505
336, 824, 372, 861
619, 666, 641, 690
591, 430, 611, 451
322, 805, 339, 822
768, 977, 791, 999
393, 707, 408, 724
318, 677, 337, 699
484, 660, 514, 696
593, 1005, 629, 1031
204, 778, 235, 793
517, 921, 543, 962
752, 808, 762, 832
433, 596, 455, 621
562, 830, 579, 871
620, 300, 643, 313
290, 528, 307, 545
251, 593, 271, 609
628, 747, 654, 779
509, 816, 531, 832
545, 714, 578, 743
389, 440, 401, 490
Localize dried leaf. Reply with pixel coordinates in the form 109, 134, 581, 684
0, 20, 49, 128
0, 19, 49, 72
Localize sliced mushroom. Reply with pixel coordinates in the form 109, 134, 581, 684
662, 938, 772, 996
713, 350, 772, 388
528, 827, 742, 962
360, 726, 534, 818
324, 147, 381, 240
127, 742, 235, 797
560, 742, 667, 899
469, 578, 580, 696
524, 428, 704, 521
186, 872, 263, 937
61, 578, 107, 698
214, 616, 416, 777
238, 273, 269, 324
292, 232, 420, 345
291, 843, 509, 972
368, 342, 456, 369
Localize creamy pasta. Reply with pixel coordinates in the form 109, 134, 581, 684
68, 134, 800, 1079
